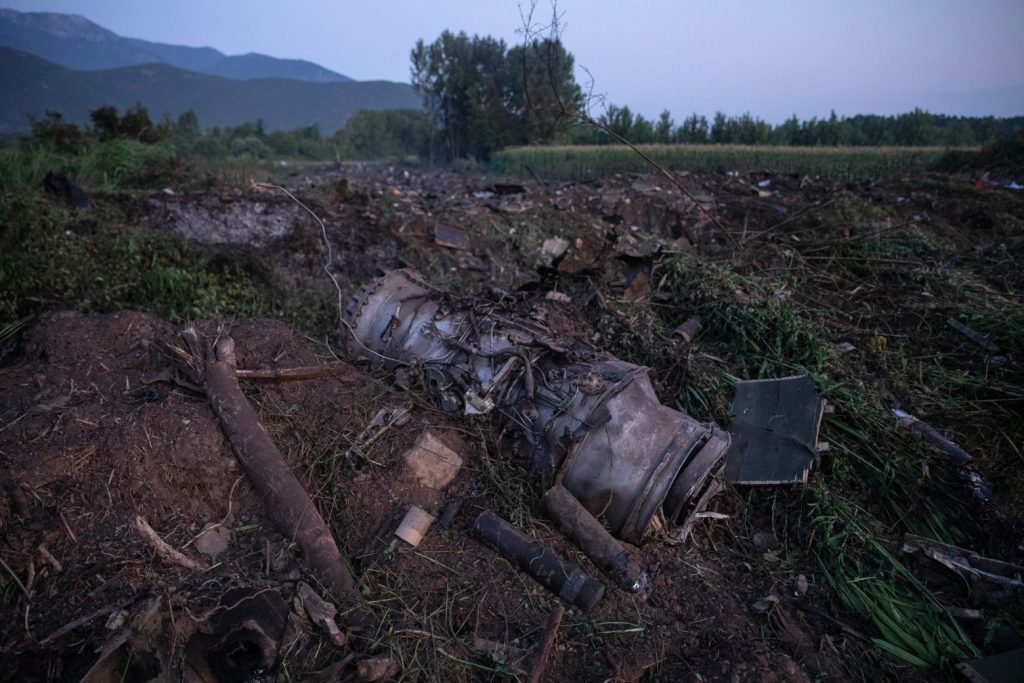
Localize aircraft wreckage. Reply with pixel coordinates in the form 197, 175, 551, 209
346, 269, 826, 559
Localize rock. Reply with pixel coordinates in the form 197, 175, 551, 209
541, 237, 570, 261
752, 531, 778, 551
194, 524, 231, 557
622, 272, 651, 302
402, 430, 463, 490
357, 655, 399, 681
43, 170, 92, 208
751, 594, 779, 613
434, 223, 470, 250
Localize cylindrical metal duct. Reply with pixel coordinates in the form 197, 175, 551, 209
346, 269, 728, 544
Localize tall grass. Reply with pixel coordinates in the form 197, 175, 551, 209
598, 258, 984, 670
0, 192, 334, 333
0, 138, 184, 193
491, 144, 959, 181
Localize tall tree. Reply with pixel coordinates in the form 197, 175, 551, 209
412, 31, 581, 160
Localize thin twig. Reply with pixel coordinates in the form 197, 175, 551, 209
38, 598, 136, 646
134, 516, 208, 572
527, 604, 564, 683
253, 182, 344, 317
746, 199, 837, 243
518, 4, 736, 247
236, 363, 350, 381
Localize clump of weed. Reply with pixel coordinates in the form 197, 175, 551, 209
591, 254, 991, 670
0, 192, 334, 334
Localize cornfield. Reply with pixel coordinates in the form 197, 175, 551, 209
491, 144, 962, 181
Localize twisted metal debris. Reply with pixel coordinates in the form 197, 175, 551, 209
346, 269, 729, 544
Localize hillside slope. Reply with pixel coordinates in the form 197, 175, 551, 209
0, 47, 417, 133
0, 8, 351, 82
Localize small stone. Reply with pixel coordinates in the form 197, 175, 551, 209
541, 237, 570, 261
104, 610, 128, 631
795, 574, 808, 596
752, 531, 778, 551
751, 594, 780, 613
357, 655, 399, 681
194, 524, 231, 557
402, 430, 463, 490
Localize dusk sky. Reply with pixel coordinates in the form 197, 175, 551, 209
6, 0, 1024, 122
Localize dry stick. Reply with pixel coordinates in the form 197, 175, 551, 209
802, 220, 914, 253
791, 600, 871, 643
746, 198, 837, 243
527, 604, 565, 683
236, 362, 350, 381
195, 333, 358, 599
134, 516, 208, 572
37, 599, 135, 647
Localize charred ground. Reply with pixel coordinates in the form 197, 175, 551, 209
1, 158, 1022, 681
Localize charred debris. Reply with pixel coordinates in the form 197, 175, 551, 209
341, 267, 845, 604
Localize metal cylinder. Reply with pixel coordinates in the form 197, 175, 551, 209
472, 511, 604, 611
541, 485, 645, 592
346, 269, 729, 544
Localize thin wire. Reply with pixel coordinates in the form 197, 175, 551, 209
253, 182, 407, 366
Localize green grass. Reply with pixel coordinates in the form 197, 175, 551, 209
0, 192, 334, 333
491, 144, 958, 181
0, 138, 188, 193
592, 257, 992, 670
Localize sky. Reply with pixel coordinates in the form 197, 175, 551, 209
5, 0, 1024, 122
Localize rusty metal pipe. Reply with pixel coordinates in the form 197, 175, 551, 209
472, 511, 604, 611
541, 485, 645, 592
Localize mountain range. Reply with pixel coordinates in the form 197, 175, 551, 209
0, 8, 420, 133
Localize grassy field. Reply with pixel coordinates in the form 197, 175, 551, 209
491, 143, 965, 181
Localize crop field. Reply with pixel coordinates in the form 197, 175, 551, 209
491, 143, 966, 181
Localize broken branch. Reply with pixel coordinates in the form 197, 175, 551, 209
168, 325, 358, 600
527, 604, 564, 683
133, 516, 208, 572
235, 362, 350, 381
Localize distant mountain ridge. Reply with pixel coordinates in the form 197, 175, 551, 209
0, 47, 420, 133
0, 8, 352, 82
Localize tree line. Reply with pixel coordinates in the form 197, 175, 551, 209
24, 105, 433, 162
410, 31, 1023, 157
568, 106, 1023, 148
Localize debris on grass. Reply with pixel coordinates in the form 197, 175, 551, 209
724, 374, 826, 485
347, 268, 730, 544
4, 157, 1024, 681
472, 510, 605, 611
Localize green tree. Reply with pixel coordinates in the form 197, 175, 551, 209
411, 31, 581, 160
175, 110, 200, 138
655, 110, 674, 143
90, 105, 121, 141
710, 112, 729, 144
507, 38, 582, 145
677, 113, 709, 143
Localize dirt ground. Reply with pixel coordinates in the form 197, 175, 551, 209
2, 161, 1022, 682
